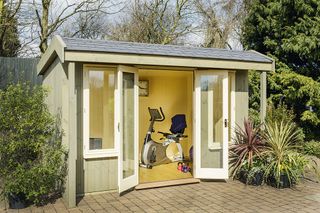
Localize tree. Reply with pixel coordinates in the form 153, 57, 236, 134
242, 0, 320, 79
107, 0, 193, 45
60, 0, 124, 40
32, 0, 117, 53
242, 0, 320, 140
194, 0, 243, 49
61, 10, 107, 39
268, 61, 320, 140
0, 0, 21, 56
248, 58, 320, 140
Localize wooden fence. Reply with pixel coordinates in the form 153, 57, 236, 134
0, 57, 41, 89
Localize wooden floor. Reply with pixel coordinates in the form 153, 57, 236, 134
139, 162, 193, 183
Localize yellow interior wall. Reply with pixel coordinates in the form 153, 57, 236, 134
139, 70, 193, 159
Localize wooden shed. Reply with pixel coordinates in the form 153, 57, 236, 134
37, 35, 274, 208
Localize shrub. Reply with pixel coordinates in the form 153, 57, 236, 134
0, 83, 66, 206
266, 103, 305, 142
303, 141, 320, 158
266, 103, 295, 124
248, 108, 260, 127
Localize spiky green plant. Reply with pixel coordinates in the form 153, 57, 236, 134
263, 120, 307, 187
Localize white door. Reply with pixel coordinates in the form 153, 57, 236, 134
117, 65, 139, 194
194, 70, 229, 179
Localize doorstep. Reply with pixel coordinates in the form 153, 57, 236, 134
135, 178, 200, 190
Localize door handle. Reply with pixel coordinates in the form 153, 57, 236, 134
224, 119, 228, 128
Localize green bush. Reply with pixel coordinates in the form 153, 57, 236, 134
0, 83, 67, 205
266, 103, 305, 143
303, 141, 320, 158
266, 103, 295, 124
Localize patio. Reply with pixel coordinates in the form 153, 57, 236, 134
2, 178, 319, 213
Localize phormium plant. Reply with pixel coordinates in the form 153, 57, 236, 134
229, 119, 266, 179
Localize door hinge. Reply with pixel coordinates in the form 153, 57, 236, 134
118, 123, 120, 132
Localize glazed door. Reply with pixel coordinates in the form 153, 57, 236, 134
117, 65, 139, 194
194, 70, 229, 179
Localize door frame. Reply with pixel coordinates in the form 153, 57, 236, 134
193, 70, 229, 179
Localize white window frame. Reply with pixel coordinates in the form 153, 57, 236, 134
83, 65, 119, 159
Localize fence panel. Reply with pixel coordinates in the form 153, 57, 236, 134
0, 57, 41, 89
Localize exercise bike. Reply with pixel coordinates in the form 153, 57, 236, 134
140, 107, 187, 169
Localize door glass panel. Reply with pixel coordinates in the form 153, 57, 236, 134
89, 70, 115, 150
122, 72, 135, 178
200, 75, 223, 168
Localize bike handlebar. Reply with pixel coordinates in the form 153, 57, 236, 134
148, 107, 165, 122
158, 107, 165, 121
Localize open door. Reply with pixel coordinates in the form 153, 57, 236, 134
194, 70, 229, 179
117, 65, 139, 194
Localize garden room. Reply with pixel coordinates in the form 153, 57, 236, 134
37, 36, 274, 207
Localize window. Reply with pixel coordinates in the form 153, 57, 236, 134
84, 67, 117, 158
200, 75, 224, 168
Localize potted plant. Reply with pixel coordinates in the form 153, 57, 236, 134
236, 158, 266, 185
229, 119, 266, 185
246, 159, 266, 185
263, 120, 308, 188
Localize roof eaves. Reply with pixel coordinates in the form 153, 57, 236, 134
248, 50, 275, 71
37, 35, 66, 75
64, 48, 272, 64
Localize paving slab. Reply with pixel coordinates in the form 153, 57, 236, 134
0, 179, 319, 212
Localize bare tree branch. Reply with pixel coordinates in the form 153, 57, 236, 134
193, 0, 242, 49
107, 0, 194, 45
31, 0, 123, 53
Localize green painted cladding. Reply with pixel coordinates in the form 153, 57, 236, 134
235, 71, 249, 128
83, 158, 118, 193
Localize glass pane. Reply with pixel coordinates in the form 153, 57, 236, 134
200, 75, 223, 168
89, 70, 115, 150
123, 72, 135, 178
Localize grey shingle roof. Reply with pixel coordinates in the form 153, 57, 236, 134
61, 37, 272, 63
